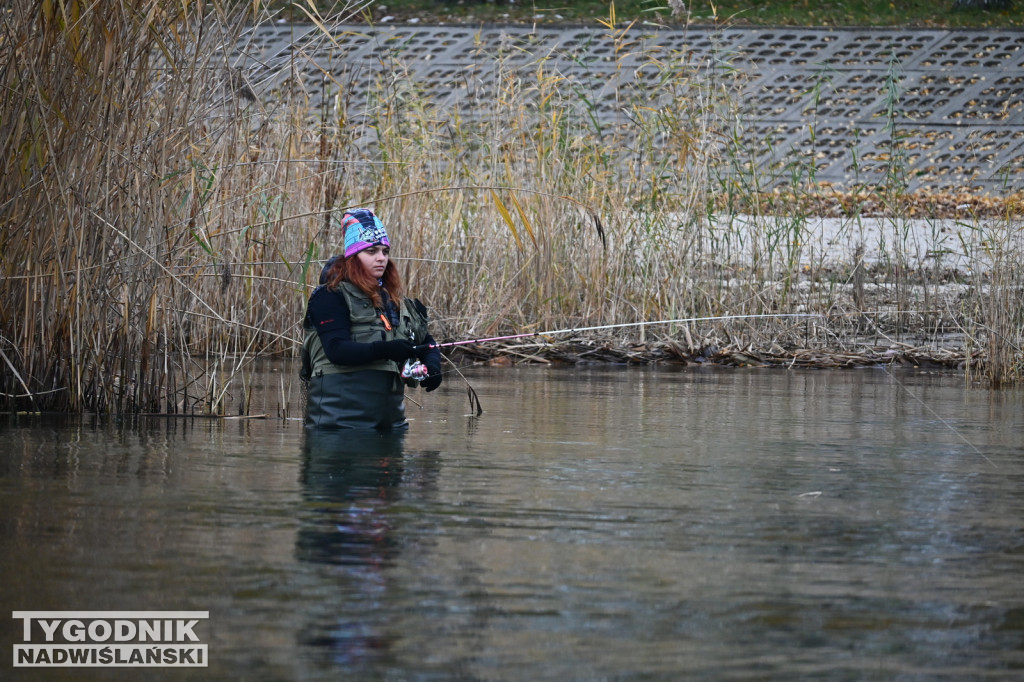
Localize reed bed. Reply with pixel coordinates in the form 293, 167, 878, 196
2, 2, 1022, 415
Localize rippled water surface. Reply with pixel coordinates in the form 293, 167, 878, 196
2, 366, 1023, 680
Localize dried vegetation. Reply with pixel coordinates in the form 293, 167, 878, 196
1, 1, 1022, 415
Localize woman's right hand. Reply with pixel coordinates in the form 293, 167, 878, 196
373, 339, 418, 362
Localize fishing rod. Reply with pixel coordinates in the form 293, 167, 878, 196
417, 313, 823, 351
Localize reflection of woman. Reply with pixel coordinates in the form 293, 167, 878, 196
297, 429, 405, 667
298, 430, 406, 565
301, 208, 442, 430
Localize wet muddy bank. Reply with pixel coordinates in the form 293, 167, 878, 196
448, 337, 974, 372
441, 283, 993, 374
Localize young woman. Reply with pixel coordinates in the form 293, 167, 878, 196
301, 208, 442, 430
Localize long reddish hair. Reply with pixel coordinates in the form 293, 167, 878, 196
324, 253, 404, 308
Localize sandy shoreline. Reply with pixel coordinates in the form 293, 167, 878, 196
707, 213, 1020, 272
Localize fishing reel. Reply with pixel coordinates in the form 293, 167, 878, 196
401, 359, 430, 382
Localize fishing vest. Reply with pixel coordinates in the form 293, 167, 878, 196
302, 281, 429, 378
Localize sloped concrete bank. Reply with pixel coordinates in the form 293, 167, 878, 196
236, 23, 1024, 193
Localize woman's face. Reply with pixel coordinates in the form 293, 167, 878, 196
356, 244, 389, 279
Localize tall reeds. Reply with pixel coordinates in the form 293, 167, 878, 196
1, 0, 299, 413
1, 4, 1021, 415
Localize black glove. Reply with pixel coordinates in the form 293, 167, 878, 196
421, 360, 443, 392
373, 339, 418, 363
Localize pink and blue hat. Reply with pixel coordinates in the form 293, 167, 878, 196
339, 208, 389, 258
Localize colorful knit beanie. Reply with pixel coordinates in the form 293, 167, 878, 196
340, 208, 389, 258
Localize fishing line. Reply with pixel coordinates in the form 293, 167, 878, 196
418, 313, 824, 350
843, 310, 996, 469
417, 313, 823, 418
416, 312, 836, 417
880, 365, 996, 469
403, 352, 484, 416
419, 311, 998, 464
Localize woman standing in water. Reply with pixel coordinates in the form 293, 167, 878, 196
301, 208, 442, 429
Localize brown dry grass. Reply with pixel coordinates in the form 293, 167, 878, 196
717, 187, 1024, 220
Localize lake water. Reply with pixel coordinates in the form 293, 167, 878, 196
2, 366, 1023, 680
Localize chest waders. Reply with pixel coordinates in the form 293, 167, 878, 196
301, 282, 429, 430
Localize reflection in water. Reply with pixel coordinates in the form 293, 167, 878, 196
297, 429, 442, 672
298, 430, 406, 567
298, 429, 404, 668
